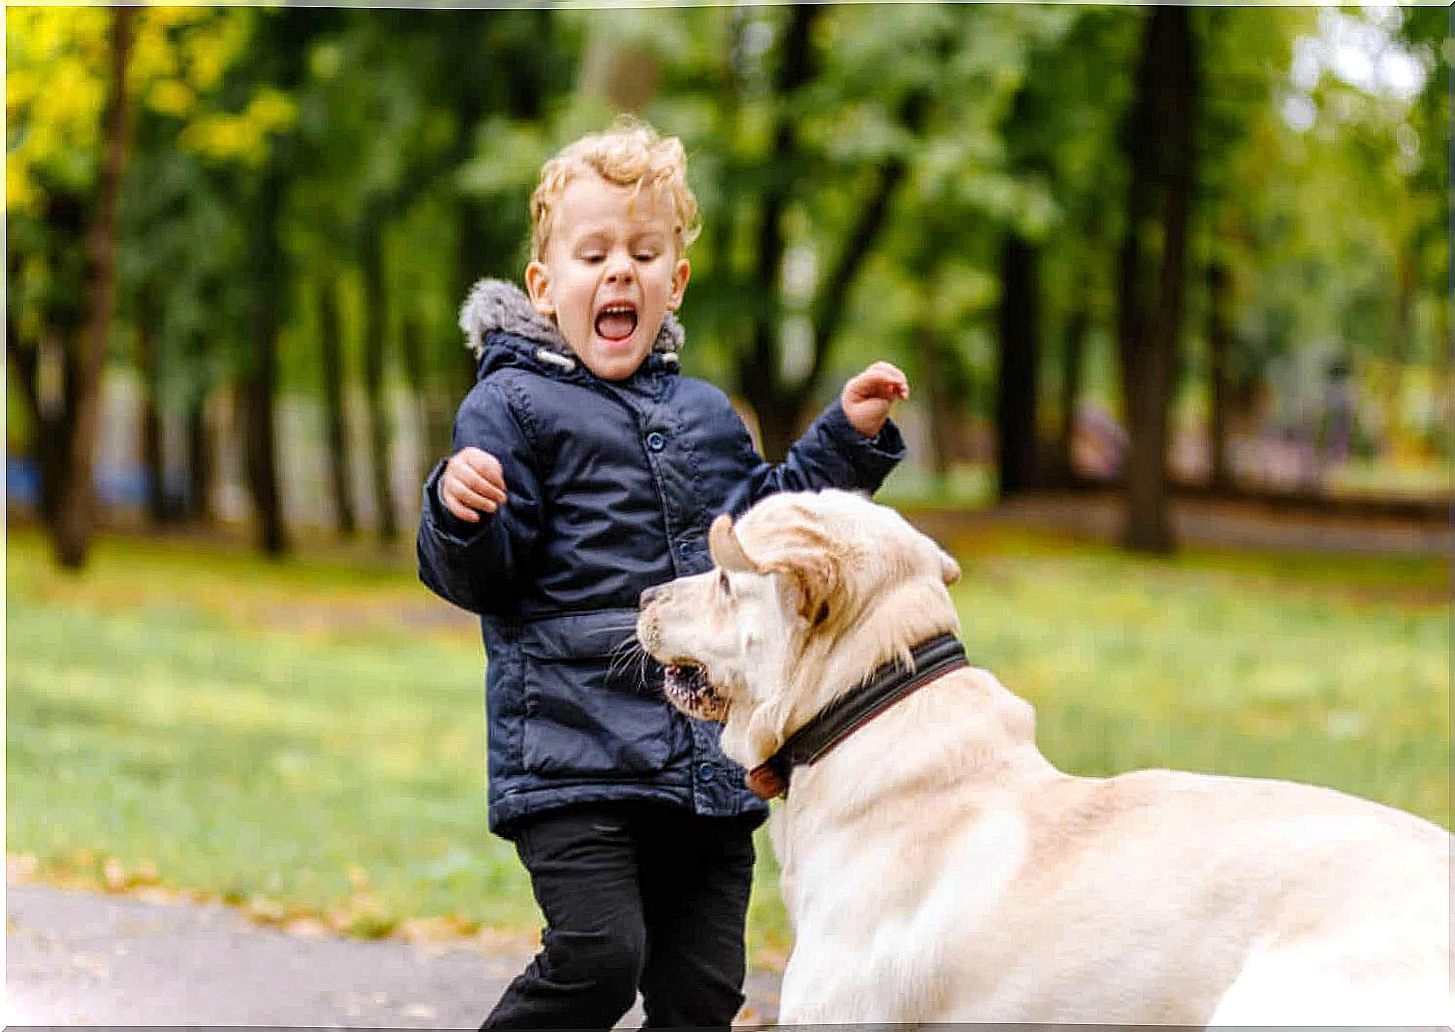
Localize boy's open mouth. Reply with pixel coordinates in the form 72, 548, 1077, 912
595, 302, 638, 342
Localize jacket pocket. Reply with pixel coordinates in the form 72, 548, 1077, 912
519, 609, 677, 777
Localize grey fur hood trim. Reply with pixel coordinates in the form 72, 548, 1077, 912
458, 278, 685, 361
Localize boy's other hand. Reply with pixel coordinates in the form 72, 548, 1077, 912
440, 447, 507, 522
841, 362, 910, 438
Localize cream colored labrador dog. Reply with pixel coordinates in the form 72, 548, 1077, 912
636, 489, 1451, 1027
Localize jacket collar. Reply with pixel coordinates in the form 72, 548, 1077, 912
458, 278, 684, 382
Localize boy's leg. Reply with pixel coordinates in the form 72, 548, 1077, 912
636, 810, 757, 1030
481, 803, 649, 1030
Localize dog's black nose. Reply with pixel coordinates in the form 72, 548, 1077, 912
640, 585, 661, 607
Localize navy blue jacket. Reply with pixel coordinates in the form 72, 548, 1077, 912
416, 288, 905, 837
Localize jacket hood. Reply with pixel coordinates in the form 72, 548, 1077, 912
458, 279, 685, 373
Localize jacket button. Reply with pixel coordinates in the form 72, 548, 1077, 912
696, 763, 715, 783
678, 541, 692, 557
646, 431, 666, 452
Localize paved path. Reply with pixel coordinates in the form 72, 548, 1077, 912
5, 882, 781, 1028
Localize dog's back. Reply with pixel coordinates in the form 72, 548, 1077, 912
785, 666, 1451, 1025
986, 766, 1450, 1024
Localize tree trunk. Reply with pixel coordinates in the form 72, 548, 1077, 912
1206, 259, 1235, 492
996, 232, 1041, 499
747, 387, 809, 472
919, 321, 953, 486
738, 4, 932, 461
452, 202, 488, 397
1114, 6, 1197, 555
1384, 247, 1415, 453
7, 325, 73, 527
739, 4, 823, 462
318, 275, 357, 537
361, 208, 396, 543
241, 169, 289, 558
53, 7, 135, 569
136, 286, 169, 523
442, 15, 551, 402
185, 387, 212, 522
400, 312, 449, 481
1059, 300, 1090, 484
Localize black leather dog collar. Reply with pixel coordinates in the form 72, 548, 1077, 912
747, 633, 968, 800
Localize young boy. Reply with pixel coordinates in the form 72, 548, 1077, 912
416, 120, 909, 1030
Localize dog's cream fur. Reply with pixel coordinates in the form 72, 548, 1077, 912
637, 489, 1452, 1026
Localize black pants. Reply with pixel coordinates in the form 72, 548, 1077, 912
481, 801, 757, 1030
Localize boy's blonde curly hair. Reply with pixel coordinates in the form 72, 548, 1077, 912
531, 117, 702, 262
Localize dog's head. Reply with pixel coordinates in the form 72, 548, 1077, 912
637, 490, 961, 769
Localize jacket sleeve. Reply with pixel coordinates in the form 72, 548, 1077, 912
416, 380, 543, 615
721, 398, 906, 517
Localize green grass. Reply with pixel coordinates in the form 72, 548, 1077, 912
6, 525, 1449, 969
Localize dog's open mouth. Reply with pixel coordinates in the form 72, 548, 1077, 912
663, 661, 709, 699
662, 660, 729, 720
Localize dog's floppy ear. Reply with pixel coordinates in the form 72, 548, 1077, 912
939, 549, 961, 585
709, 513, 761, 573
764, 529, 846, 629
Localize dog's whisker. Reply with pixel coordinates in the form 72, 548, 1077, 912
606, 631, 656, 688
608, 645, 640, 681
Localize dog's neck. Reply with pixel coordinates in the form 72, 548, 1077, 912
740, 576, 961, 767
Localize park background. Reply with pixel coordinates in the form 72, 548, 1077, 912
6, 1, 1450, 980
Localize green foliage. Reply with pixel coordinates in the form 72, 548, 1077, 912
5, 6, 1448, 523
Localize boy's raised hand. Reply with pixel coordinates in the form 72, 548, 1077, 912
841, 361, 911, 438
440, 447, 508, 522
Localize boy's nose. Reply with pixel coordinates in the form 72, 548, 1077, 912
604, 257, 635, 283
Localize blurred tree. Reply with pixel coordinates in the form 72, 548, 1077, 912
51, 7, 136, 568
1389, 6, 1447, 453
1115, 6, 1197, 553
1222, 8, 1444, 473
990, 11, 1086, 498
8, 7, 283, 557
8, 4, 1444, 551
316, 276, 356, 536
665, 5, 1072, 461
1031, 12, 1138, 486
448, 10, 564, 399
1193, 8, 1313, 493
226, 9, 329, 557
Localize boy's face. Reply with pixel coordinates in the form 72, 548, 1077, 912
525, 173, 690, 382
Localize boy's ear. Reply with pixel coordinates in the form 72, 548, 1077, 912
525, 261, 555, 318
667, 258, 691, 312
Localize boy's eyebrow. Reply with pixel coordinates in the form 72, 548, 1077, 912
571, 230, 610, 250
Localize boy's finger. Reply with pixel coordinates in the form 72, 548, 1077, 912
457, 466, 508, 503
857, 369, 910, 399
462, 450, 508, 489
445, 480, 503, 518
452, 453, 507, 495
866, 361, 907, 384
451, 472, 506, 510
442, 491, 483, 523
